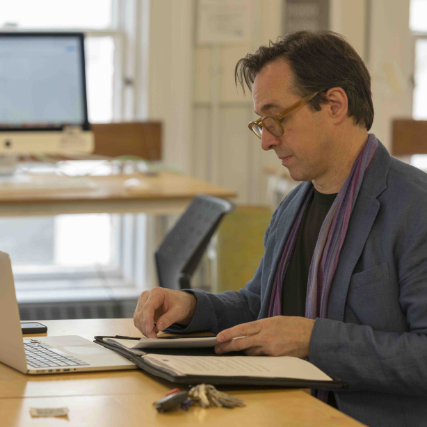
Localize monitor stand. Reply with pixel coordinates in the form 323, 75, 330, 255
0, 155, 18, 176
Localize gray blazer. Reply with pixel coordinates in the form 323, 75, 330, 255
177, 141, 427, 427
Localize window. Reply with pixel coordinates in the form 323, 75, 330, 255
86, 37, 115, 122
409, 0, 427, 169
0, 0, 119, 122
0, 0, 112, 29
0, 1, 146, 302
411, 0, 427, 120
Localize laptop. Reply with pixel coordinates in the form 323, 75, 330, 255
0, 251, 137, 375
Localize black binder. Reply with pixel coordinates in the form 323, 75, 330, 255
94, 335, 346, 390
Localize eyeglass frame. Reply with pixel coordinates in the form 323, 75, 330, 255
248, 91, 320, 139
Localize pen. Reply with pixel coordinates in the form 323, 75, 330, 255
156, 336, 215, 340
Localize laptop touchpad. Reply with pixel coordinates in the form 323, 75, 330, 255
61, 345, 111, 356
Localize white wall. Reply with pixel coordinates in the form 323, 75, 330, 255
369, 0, 412, 149
331, 0, 412, 150
330, 0, 367, 58
139, 0, 195, 173
142, 0, 413, 205
192, 0, 283, 205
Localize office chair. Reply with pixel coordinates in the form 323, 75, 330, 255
155, 195, 235, 290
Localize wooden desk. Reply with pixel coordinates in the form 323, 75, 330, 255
0, 319, 364, 426
0, 171, 236, 217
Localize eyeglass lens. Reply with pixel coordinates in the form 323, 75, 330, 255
252, 123, 262, 137
263, 118, 283, 137
253, 117, 283, 138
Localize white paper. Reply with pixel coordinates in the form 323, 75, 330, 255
197, 0, 252, 44
30, 407, 69, 418
105, 336, 218, 350
142, 355, 333, 382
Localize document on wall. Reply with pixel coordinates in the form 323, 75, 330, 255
197, 0, 252, 44
141, 354, 333, 382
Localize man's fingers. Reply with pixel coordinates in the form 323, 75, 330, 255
134, 292, 149, 318
215, 335, 258, 354
140, 290, 166, 336
156, 305, 185, 331
133, 293, 150, 332
145, 329, 158, 339
216, 321, 262, 343
133, 288, 196, 337
136, 292, 149, 313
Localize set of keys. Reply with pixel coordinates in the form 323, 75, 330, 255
153, 384, 245, 413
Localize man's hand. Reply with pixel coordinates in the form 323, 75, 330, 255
133, 288, 197, 338
215, 316, 315, 358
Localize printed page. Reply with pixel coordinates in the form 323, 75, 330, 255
143, 355, 333, 381
105, 336, 218, 349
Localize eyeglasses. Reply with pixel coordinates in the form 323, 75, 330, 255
248, 92, 319, 139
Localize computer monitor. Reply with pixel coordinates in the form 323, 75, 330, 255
0, 32, 94, 155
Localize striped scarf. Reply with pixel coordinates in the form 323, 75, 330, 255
268, 134, 378, 319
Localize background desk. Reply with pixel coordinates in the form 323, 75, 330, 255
0, 319, 365, 426
4, 169, 236, 317
0, 171, 237, 217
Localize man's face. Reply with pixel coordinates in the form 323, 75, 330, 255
252, 59, 334, 183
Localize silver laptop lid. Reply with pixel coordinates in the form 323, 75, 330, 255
0, 251, 27, 373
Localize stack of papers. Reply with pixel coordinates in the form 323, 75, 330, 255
142, 354, 332, 381
102, 336, 332, 382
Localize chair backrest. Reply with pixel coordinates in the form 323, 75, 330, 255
91, 122, 161, 160
155, 195, 235, 290
392, 119, 427, 156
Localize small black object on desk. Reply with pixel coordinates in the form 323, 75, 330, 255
21, 322, 48, 334
153, 391, 189, 413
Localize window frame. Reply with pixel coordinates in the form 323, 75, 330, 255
14, 213, 147, 296
412, 32, 427, 120
8, 0, 148, 298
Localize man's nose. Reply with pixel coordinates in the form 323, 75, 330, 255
261, 129, 281, 151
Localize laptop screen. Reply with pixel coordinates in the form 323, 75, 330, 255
0, 33, 89, 130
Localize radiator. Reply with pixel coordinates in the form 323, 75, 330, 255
18, 299, 138, 321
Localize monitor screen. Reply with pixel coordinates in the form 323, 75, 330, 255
0, 33, 89, 131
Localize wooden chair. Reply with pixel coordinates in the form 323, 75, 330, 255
392, 119, 427, 156
91, 122, 162, 160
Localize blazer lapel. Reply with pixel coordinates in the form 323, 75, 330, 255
259, 181, 313, 318
327, 141, 391, 321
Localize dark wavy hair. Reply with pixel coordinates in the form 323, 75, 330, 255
235, 31, 374, 130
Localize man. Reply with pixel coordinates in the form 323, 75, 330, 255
134, 31, 427, 427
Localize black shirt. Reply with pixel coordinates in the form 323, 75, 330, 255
281, 187, 337, 316
281, 187, 337, 407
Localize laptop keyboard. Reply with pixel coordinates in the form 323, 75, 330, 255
24, 339, 89, 369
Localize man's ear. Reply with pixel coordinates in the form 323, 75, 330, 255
324, 87, 348, 125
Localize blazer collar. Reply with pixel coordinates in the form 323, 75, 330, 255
259, 138, 391, 321
361, 139, 390, 199
327, 139, 391, 320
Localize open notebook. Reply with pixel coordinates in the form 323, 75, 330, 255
94, 335, 345, 390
